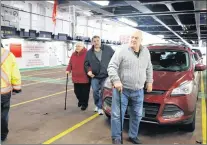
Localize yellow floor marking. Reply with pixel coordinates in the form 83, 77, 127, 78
22, 77, 66, 87
23, 71, 63, 78
201, 72, 206, 144
11, 89, 73, 108
42, 113, 99, 144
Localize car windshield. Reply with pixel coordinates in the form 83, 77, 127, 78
150, 50, 190, 72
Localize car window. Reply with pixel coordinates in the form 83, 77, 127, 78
193, 53, 199, 61
150, 50, 190, 72
192, 49, 202, 57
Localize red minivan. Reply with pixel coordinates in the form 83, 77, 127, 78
102, 43, 206, 132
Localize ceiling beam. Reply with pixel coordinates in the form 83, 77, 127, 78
125, 1, 192, 48
100, 3, 129, 8
137, 24, 205, 27
145, 30, 207, 33
165, 3, 186, 31
135, 0, 207, 5
193, 1, 201, 45
99, 9, 207, 18
98, 0, 207, 9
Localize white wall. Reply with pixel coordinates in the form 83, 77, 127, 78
1, 38, 73, 69
1, 1, 71, 34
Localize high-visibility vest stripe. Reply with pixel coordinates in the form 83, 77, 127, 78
1, 69, 10, 85
1, 49, 10, 65
1, 86, 12, 94
1, 49, 12, 93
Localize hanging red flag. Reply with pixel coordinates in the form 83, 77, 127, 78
52, 0, 58, 25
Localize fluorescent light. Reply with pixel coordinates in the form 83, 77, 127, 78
83, 11, 92, 16
92, 1, 109, 6
157, 35, 165, 39
37, 37, 51, 40
47, 1, 54, 4
118, 18, 138, 27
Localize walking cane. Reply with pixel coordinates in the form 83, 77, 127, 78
119, 90, 123, 144
64, 73, 69, 110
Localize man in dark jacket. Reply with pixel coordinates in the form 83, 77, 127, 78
84, 35, 114, 115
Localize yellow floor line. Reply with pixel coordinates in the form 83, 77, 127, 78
201, 72, 206, 144
22, 77, 66, 87
23, 71, 63, 78
42, 113, 99, 144
11, 89, 73, 108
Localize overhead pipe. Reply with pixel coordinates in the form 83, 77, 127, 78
136, 24, 205, 27
99, 10, 207, 18
99, 0, 207, 8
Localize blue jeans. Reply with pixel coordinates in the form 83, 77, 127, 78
111, 88, 144, 140
91, 78, 106, 109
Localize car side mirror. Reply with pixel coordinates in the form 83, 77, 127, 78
195, 63, 206, 71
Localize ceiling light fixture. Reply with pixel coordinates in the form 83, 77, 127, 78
117, 17, 138, 27
47, 1, 54, 4
92, 1, 109, 6
83, 11, 92, 16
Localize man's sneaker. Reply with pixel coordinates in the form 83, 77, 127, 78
98, 109, 104, 115
94, 107, 98, 112
112, 138, 121, 144
128, 137, 142, 144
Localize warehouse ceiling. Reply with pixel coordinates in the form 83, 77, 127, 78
58, 0, 207, 46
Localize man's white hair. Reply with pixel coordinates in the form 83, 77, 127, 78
75, 41, 85, 48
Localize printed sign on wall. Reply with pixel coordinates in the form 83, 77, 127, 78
23, 41, 49, 68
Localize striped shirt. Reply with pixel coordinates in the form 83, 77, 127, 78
107, 45, 153, 90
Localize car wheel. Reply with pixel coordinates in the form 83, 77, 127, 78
182, 110, 196, 132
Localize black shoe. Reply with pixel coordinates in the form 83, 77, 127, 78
128, 137, 142, 144
112, 138, 121, 144
1, 136, 7, 142
81, 105, 87, 111
78, 103, 81, 107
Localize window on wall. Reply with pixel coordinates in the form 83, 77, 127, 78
76, 25, 86, 36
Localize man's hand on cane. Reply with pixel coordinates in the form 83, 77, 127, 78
66, 71, 70, 75
113, 81, 123, 93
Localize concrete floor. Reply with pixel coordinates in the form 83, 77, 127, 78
2, 66, 206, 144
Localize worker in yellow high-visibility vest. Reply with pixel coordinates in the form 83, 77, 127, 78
1, 43, 22, 142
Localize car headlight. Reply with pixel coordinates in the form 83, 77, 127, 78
104, 77, 113, 89
171, 80, 193, 96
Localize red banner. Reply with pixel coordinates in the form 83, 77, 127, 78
52, 0, 58, 25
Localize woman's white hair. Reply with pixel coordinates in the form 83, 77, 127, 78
75, 41, 85, 48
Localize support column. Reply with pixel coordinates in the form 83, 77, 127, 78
100, 19, 103, 38
29, 3, 32, 30
71, 5, 77, 38
199, 40, 203, 47
86, 18, 89, 37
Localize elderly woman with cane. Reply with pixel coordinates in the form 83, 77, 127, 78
66, 42, 91, 111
